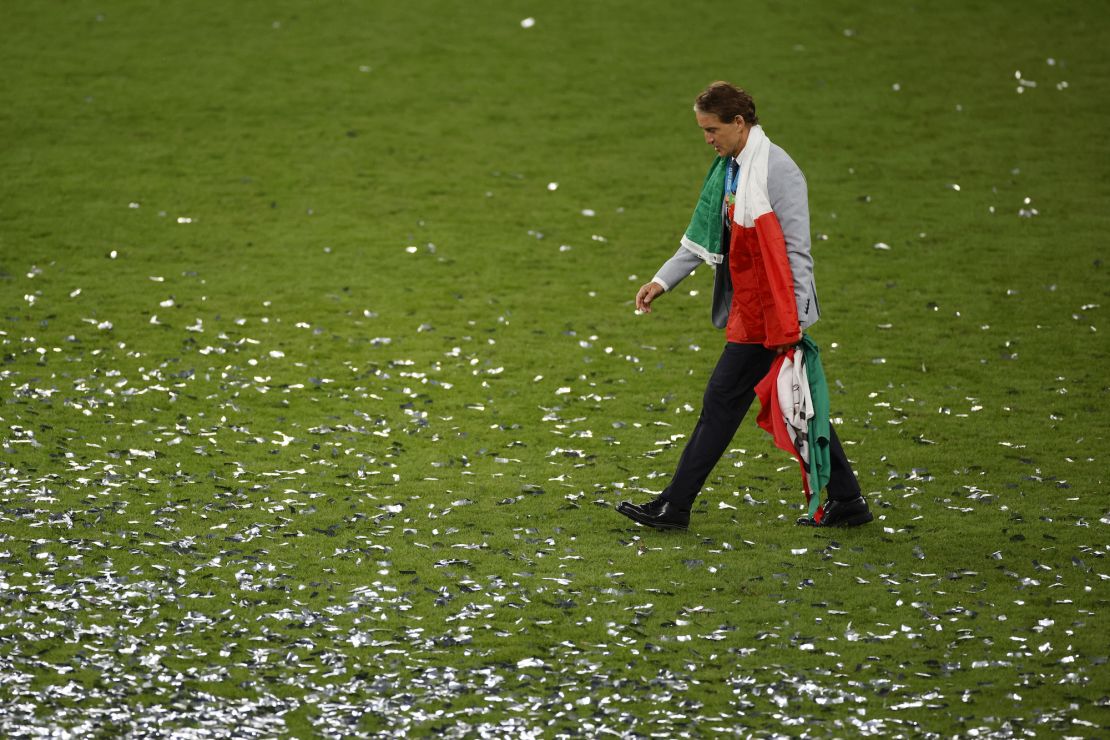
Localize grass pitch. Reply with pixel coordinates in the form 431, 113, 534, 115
2, 0, 1108, 737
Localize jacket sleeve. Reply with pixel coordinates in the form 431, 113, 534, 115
651, 245, 703, 292
767, 148, 820, 330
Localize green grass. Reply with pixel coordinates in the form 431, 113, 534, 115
2, 0, 1108, 736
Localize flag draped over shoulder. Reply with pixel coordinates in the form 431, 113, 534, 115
754, 335, 832, 521
680, 125, 800, 347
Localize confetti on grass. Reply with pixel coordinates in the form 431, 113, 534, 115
1, 9, 1105, 736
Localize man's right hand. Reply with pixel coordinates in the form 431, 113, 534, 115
635, 281, 665, 313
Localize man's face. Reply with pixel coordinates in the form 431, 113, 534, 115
696, 111, 747, 157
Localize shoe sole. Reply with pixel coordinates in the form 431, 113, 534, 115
645, 521, 688, 531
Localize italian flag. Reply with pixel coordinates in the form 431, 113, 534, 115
680, 125, 800, 348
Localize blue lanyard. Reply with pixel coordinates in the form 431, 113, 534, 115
725, 158, 740, 195
724, 158, 740, 210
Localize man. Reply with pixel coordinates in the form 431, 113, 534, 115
616, 81, 872, 531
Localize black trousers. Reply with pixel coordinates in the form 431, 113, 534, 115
661, 342, 862, 507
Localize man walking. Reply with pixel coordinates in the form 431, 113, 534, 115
617, 81, 872, 531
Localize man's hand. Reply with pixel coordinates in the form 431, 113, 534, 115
769, 339, 800, 354
636, 281, 665, 313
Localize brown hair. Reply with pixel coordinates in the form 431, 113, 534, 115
694, 81, 759, 126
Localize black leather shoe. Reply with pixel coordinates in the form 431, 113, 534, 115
813, 496, 873, 527
620, 495, 668, 516
616, 498, 690, 531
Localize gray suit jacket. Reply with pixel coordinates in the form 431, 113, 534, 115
652, 143, 819, 332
